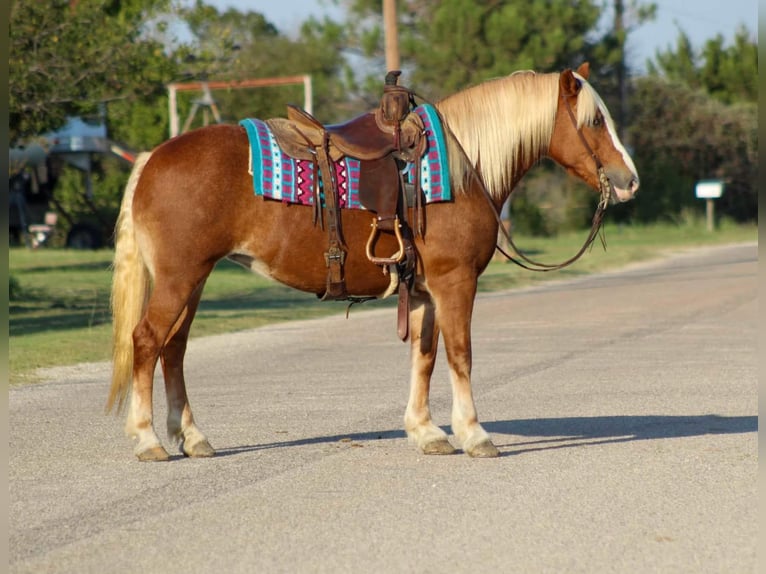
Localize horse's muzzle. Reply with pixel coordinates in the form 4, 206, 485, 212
608, 168, 639, 203
612, 180, 638, 203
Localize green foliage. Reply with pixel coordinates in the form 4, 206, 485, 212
627, 76, 757, 222
50, 159, 127, 245
177, 2, 353, 123
9, 0, 756, 235
9, 0, 354, 244
647, 26, 757, 105
9, 0, 177, 144
509, 163, 596, 236
106, 96, 170, 151
9, 275, 22, 301
629, 26, 757, 223
346, 0, 610, 98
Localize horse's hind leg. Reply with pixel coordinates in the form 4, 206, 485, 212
404, 288, 456, 455
127, 270, 211, 461
161, 281, 215, 458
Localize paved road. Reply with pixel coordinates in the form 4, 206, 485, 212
9, 243, 757, 573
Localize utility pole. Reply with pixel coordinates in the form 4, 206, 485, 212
614, 0, 627, 139
383, 0, 400, 71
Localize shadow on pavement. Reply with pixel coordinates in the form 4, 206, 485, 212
486, 414, 757, 455
214, 414, 755, 458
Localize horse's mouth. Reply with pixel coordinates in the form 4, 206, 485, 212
611, 178, 639, 203
612, 186, 635, 203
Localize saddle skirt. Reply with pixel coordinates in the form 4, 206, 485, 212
239, 104, 451, 209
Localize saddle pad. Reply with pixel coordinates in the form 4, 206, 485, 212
239, 104, 451, 209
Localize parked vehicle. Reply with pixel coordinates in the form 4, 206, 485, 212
9, 117, 136, 248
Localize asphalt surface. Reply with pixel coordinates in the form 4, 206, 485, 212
9, 242, 757, 573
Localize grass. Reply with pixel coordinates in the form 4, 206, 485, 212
9, 220, 756, 384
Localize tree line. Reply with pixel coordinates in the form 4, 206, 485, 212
9, 0, 757, 243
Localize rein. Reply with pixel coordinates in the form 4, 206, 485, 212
413, 89, 612, 273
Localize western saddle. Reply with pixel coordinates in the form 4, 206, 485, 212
266, 71, 427, 338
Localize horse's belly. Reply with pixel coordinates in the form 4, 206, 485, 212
228, 243, 395, 297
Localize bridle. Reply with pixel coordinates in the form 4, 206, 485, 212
493, 92, 612, 272
415, 84, 613, 273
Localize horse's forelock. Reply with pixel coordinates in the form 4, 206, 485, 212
436, 72, 559, 200
572, 72, 613, 129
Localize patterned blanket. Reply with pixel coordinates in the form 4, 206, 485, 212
240, 104, 451, 209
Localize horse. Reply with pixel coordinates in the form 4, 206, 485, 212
108, 63, 639, 461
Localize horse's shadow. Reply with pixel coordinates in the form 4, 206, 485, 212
214, 414, 756, 458
484, 414, 757, 455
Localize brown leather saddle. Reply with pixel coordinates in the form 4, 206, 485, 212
266, 71, 427, 338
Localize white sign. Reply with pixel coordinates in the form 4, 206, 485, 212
695, 180, 724, 199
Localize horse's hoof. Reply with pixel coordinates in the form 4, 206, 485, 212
421, 438, 456, 455
136, 446, 170, 462
466, 439, 500, 458
182, 439, 215, 458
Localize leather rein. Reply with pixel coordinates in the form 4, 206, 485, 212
414, 89, 612, 272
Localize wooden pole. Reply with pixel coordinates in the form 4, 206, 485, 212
383, 0, 400, 72
613, 0, 627, 138
706, 198, 715, 232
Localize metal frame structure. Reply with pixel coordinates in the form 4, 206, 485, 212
167, 75, 313, 138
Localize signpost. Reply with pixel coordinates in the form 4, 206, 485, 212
695, 179, 725, 232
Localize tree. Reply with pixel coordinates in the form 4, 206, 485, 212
172, 2, 353, 125
626, 27, 758, 223
342, 0, 655, 103
589, 0, 656, 132
344, 0, 607, 99
647, 25, 756, 104
9, 0, 178, 145
626, 76, 756, 223
10, 0, 355, 245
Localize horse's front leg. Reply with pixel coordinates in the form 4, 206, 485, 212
404, 287, 456, 455
430, 274, 499, 458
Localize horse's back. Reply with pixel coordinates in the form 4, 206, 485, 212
144, 124, 251, 192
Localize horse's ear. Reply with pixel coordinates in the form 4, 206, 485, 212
560, 69, 581, 98
576, 62, 590, 80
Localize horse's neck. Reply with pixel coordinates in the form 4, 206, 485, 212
439, 80, 553, 209
473, 136, 547, 211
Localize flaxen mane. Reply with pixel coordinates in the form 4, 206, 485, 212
436, 71, 606, 200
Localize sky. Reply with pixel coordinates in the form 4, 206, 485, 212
203, 0, 757, 72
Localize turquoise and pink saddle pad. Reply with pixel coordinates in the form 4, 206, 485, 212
239, 104, 451, 209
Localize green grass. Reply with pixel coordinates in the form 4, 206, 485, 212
9, 221, 756, 384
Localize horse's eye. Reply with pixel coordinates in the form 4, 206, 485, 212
591, 116, 602, 127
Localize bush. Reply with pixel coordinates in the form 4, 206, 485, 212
9, 275, 22, 301
628, 77, 757, 223
508, 163, 597, 236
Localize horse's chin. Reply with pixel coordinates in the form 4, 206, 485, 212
612, 186, 636, 203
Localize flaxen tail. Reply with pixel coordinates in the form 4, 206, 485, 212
106, 152, 152, 414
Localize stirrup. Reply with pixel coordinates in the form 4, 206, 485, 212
365, 215, 405, 265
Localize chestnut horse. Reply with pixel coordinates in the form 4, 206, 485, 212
108, 64, 638, 461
